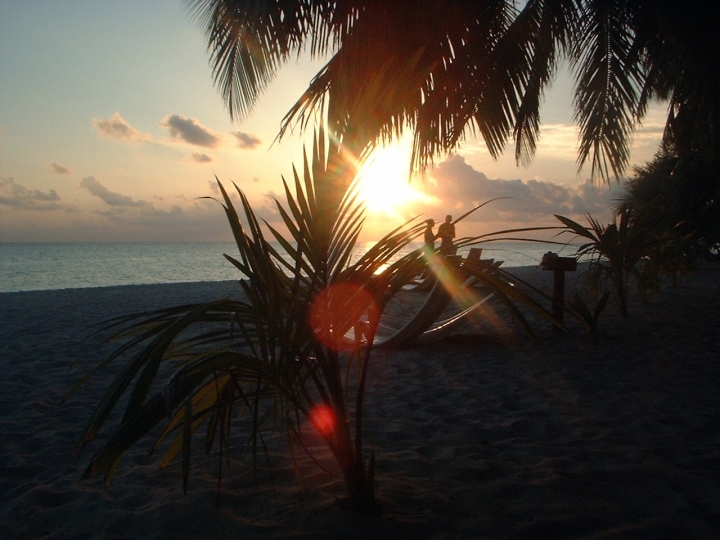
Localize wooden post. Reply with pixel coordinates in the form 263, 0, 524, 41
552, 268, 565, 329
540, 253, 577, 332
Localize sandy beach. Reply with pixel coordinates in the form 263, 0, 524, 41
2, 264, 719, 539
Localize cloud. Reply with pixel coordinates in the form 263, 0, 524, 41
85, 188, 253, 241
207, 180, 221, 194
190, 152, 212, 163
161, 114, 221, 148
79, 176, 148, 207
93, 112, 152, 142
75, 196, 236, 242
529, 124, 580, 160
0, 175, 290, 242
96, 204, 182, 221
232, 131, 262, 149
424, 155, 621, 224
77, 178, 194, 225
49, 162, 72, 175
0, 177, 62, 210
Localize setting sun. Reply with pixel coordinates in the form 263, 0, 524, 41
355, 145, 436, 217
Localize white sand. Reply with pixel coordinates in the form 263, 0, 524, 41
1, 265, 719, 539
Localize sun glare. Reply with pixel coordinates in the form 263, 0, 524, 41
356, 146, 435, 217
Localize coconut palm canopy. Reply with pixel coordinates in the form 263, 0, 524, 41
188, 0, 720, 181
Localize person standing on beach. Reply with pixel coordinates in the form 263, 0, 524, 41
423, 219, 436, 251
437, 214, 455, 255
420, 219, 438, 280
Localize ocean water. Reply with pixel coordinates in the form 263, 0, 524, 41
0, 241, 575, 293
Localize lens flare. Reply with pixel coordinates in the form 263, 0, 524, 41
427, 253, 485, 313
309, 405, 336, 437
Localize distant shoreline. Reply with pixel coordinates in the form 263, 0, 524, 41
0, 242, 568, 293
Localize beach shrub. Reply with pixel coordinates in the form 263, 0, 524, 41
616, 145, 720, 275
568, 290, 610, 343
556, 209, 650, 317
69, 133, 431, 514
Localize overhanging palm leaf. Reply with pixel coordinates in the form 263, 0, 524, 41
570, 0, 644, 180
556, 208, 653, 317
189, 0, 720, 183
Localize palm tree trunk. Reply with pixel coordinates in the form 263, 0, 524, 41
342, 454, 378, 514
616, 273, 629, 318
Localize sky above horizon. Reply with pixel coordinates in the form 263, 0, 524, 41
1, 0, 668, 243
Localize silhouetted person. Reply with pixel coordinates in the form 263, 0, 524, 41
438, 214, 455, 255
423, 219, 436, 250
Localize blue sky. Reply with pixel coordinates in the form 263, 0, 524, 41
0, 0, 667, 242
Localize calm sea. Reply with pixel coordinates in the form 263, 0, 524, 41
0, 241, 574, 293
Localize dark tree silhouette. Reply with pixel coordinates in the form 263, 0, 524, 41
188, 0, 720, 181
